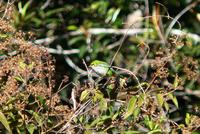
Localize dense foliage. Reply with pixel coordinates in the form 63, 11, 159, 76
0, 0, 200, 133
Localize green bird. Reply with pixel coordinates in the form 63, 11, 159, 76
89, 60, 128, 99
89, 60, 137, 88
89, 60, 145, 99
89, 60, 115, 77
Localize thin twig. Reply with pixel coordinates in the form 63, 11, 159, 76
108, 24, 138, 79
58, 99, 92, 133
56, 45, 87, 74
145, 0, 149, 17
63, 55, 87, 74
155, 2, 170, 17
53, 82, 72, 97
112, 66, 145, 94
165, 0, 200, 39
82, 59, 95, 88
1, 0, 10, 19
153, 4, 166, 43
33, 28, 151, 45
133, 42, 150, 75
46, 47, 79, 55
41, 0, 51, 10
34, 28, 200, 47
106, 39, 121, 50
145, 60, 169, 92
71, 85, 77, 111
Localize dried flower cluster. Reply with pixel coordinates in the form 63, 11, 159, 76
0, 20, 54, 103
0, 20, 69, 132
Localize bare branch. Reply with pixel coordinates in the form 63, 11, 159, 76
46, 47, 79, 55
34, 28, 200, 46
165, 0, 200, 39
56, 45, 87, 74
41, 0, 51, 10
34, 28, 151, 45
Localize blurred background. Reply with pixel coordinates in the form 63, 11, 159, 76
7, 0, 200, 110
1, 0, 200, 132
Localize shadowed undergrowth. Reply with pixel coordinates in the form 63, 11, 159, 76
0, 1, 200, 133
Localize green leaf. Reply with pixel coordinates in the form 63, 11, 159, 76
93, 90, 103, 102
89, 115, 110, 127
96, 116, 111, 126
148, 121, 154, 130
147, 129, 162, 134
0, 111, 12, 134
185, 113, 191, 125
26, 124, 35, 134
24, 12, 35, 21
138, 93, 145, 107
80, 90, 90, 102
173, 75, 179, 89
164, 102, 169, 111
67, 25, 78, 30
28, 62, 34, 69
14, 75, 24, 82
124, 96, 137, 119
99, 98, 107, 111
31, 17, 42, 26
89, 117, 100, 127
68, 36, 85, 46
156, 94, 164, 107
44, 7, 67, 17
105, 8, 121, 23
123, 130, 141, 134
144, 116, 156, 130
79, 115, 84, 123
27, 110, 43, 126
0, 34, 8, 38
168, 93, 179, 108
84, 130, 93, 134
18, 1, 30, 18
33, 112, 43, 127
119, 78, 126, 88
133, 107, 140, 119
19, 61, 27, 70
111, 8, 121, 22
79, 45, 87, 58
112, 111, 119, 120
37, 96, 46, 106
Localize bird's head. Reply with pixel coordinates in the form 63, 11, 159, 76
89, 60, 114, 76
